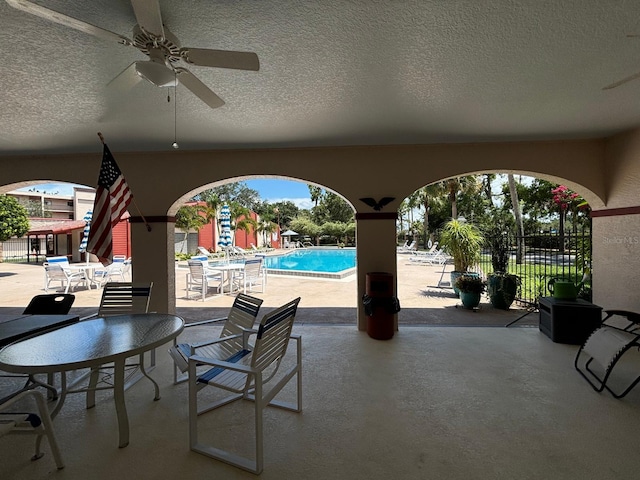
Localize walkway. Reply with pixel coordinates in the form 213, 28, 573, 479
0, 254, 536, 327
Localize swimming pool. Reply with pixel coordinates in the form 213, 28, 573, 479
262, 248, 356, 279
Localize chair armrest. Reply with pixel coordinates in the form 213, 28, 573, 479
188, 332, 246, 352
184, 316, 228, 328
604, 310, 640, 322
189, 354, 255, 374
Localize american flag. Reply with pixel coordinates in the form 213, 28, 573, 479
87, 143, 132, 265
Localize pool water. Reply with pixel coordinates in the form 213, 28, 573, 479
262, 248, 356, 278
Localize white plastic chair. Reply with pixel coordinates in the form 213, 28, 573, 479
188, 297, 302, 474
232, 258, 266, 294
0, 390, 64, 469
186, 260, 223, 301
43, 263, 87, 293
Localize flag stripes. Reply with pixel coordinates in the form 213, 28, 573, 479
87, 143, 132, 265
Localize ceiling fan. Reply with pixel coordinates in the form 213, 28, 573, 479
6, 0, 260, 108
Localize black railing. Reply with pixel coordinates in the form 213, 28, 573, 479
478, 227, 592, 306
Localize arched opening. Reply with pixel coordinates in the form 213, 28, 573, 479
167, 175, 359, 325
396, 171, 597, 325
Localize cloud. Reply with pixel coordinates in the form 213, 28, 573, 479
272, 197, 314, 210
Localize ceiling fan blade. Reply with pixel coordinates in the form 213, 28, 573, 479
182, 48, 260, 71
175, 68, 225, 109
6, 0, 132, 46
107, 62, 143, 91
603, 71, 640, 90
130, 0, 165, 39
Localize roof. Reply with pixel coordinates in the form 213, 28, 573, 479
28, 219, 87, 235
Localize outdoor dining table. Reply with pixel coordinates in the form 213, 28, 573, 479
0, 313, 79, 348
211, 263, 244, 293
64, 262, 105, 289
0, 313, 184, 448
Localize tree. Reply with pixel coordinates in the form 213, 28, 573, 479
312, 192, 353, 224
289, 217, 322, 243
17, 198, 51, 218
0, 195, 30, 242
174, 205, 208, 253
229, 202, 257, 245
271, 201, 299, 229
508, 174, 525, 263
308, 185, 323, 207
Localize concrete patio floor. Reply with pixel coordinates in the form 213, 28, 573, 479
3, 254, 640, 480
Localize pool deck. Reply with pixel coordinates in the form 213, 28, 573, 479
0, 250, 536, 327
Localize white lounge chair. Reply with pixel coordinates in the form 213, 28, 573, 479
575, 309, 640, 398
188, 297, 302, 474
197, 246, 215, 258
397, 240, 417, 253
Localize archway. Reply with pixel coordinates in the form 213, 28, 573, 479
167, 175, 359, 325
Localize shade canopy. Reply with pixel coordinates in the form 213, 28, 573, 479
281, 230, 298, 237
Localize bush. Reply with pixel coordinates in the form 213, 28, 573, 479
454, 275, 486, 294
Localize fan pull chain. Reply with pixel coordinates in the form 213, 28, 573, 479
172, 74, 179, 149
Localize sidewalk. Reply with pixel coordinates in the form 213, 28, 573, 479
0, 256, 535, 327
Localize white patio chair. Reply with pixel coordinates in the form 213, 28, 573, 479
188, 297, 302, 474
43, 263, 87, 293
72, 283, 155, 400
232, 258, 266, 294
0, 390, 64, 469
186, 260, 223, 301
168, 293, 263, 384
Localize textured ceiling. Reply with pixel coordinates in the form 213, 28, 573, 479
1, 0, 640, 155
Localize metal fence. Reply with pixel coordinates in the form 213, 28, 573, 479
477, 227, 592, 306
0, 238, 47, 263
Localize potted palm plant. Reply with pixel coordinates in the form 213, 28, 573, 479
439, 218, 484, 296
454, 274, 486, 309
486, 225, 521, 310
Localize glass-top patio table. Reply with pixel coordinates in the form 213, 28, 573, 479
0, 313, 184, 447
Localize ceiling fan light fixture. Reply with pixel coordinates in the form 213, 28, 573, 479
134, 61, 177, 88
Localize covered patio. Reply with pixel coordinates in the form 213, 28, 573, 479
2, 322, 639, 479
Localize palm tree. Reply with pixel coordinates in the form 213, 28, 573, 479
229, 202, 257, 245
507, 174, 525, 263
308, 185, 323, 207
175, 205, 208, 253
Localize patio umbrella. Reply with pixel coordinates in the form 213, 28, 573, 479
78, 210, 92, 261
217, 204, 232, 262
281, 229, 298, 247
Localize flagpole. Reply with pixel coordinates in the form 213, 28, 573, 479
97, 132, 152, 232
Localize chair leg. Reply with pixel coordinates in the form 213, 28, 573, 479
32, 391, 65, 469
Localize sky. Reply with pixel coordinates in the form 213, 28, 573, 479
17, 178, 315, 210
16, 175, 535, 212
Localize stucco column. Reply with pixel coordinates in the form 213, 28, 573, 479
129, 216, 176, 315
355, 213, 398, 331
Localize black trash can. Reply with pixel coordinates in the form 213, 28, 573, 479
363, 272, 400, 340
